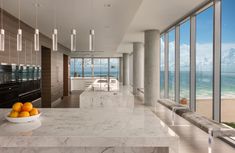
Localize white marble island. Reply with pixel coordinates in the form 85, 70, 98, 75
0, 108, 178, 153
80, 86, 135, 109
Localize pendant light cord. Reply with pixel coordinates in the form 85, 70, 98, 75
54, 4, 57, 29
35, 0, 38, 29
18, 0, 21, 29
91, 0, 94, 29
1, 0, 3, 29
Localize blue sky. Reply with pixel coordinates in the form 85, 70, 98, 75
222, 0, 235, 43
179, 0, 235, 44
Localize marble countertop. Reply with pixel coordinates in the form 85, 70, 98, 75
0, 107, 178, 149
80, 86, 135, 109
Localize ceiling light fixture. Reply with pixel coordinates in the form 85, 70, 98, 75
71, 29, 76, 51
17, 0, 22, 51
89, 29, 94, 51
89, 0, 95, 51
34, 1, 39, 51
0, 0, 5, 51
52, 5, 57, 51
104, 4, 112, 8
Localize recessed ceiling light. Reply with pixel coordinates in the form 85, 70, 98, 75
104, 4, 112, 8
104, 25, 110, 29
33, 3, 40, 8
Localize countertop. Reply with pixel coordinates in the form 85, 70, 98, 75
0, 107, 178, 149
80, 86, 134, 109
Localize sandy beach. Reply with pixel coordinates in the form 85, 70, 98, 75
196, 99, 235, 123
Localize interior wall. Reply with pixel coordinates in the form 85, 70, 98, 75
51, 51, 64, 102
41, 46, 51, 108
63, 54, 69, 96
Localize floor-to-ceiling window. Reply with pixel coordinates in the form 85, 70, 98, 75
109, 58, 119, 80
168, 29, 175, 101
93, 58, 108, 78
221, 0, 235, 129
70, 58, 75, 77
70, 58, 83, 77
70, 58, 120, 79
83, 58, 93, 77
180, 20, 190, 105
160, 35, 165, 98
195, 6, 214, 119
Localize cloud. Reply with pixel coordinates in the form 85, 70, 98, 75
161, 42, 235, 71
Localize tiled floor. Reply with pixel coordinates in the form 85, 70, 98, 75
53, 91, 235, 153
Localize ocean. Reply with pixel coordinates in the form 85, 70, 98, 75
160, 71, 235, 99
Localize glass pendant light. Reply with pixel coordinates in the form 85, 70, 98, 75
34, 29, 39, 51
34, 2, 39, 51
52, 5, 57, 51
89, 29, 94, 51
17, 29, 22, 51
52, 28, 57, 51
71, 29, 76, 51
89, 0, 95, 51
0, 0, 5, 51
17, 0, 22, 51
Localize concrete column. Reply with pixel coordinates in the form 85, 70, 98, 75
119, 57, 123, 83
123, 53, 129, 85
144, 30, 160, 106
133, 42, 144, 95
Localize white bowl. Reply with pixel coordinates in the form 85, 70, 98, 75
5, 113, 41, 123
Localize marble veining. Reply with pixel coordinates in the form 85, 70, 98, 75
0, 107, 178, 152
80, 86, 135, 109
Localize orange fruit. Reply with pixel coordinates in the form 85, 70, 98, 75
22, 102, 33, 112
9, 111, 19, 118
30, 108, 39, 116
18, 111, 30, 117
12, 102, 23, 112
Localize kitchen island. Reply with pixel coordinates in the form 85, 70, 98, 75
0, 107, 178, 153
80, 85, 135, 109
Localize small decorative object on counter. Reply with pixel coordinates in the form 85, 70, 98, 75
5, 102, 41, 123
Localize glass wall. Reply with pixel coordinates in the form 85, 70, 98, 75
109, 58, 119, 80
179, 20, 190, 105
168, 29, 175, 101
83, 58, 93, 77
162, 0, 235, 136
195, 7, 214, 119
221, 0, 235, 128
70, 58, 75, 77
70, 58, 120, 80
93, 58, 108, 77
160, 35, 165, 98
70, 58, 83, 77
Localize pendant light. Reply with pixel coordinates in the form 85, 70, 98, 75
70, 2, 76, 52
34, 1, 39, 51
0, 0, 5, 51
71, 29, 76, 51
17, 0, 22, 51
89, 29, 94, 51
89, 0, 95, 51
52, 5, 57, 51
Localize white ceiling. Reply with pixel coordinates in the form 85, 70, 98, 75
3, 0, 207, 55
118, 0, 207, 53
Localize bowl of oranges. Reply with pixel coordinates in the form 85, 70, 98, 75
5, 102, 41, 123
